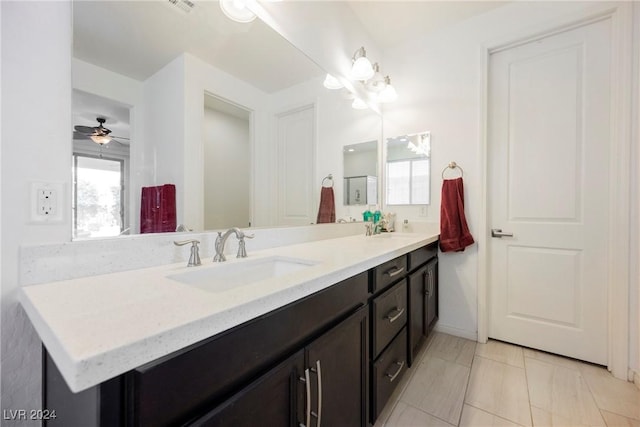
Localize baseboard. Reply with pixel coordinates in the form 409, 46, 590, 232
433, 322, 478, 342
632, 369, 640, 390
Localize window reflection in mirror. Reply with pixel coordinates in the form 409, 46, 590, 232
72, 89, 131, 238
343, 141, 378, 206
386, 132, 431, 205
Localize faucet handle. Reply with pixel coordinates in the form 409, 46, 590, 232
243, 232, 254, 239
173, 239, 202, 267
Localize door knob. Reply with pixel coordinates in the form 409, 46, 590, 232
491, 228, 514, 238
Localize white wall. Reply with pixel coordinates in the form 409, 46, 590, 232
203, 107, 250, 229
1, 0, 72, 418
382, 1, 638, 346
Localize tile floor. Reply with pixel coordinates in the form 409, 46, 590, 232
375, 332, 640, 427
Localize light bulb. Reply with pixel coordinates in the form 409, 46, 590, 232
323, 74, 343, 90
352, 98, 368, 110
90, 135, 112, 145
220, 0, 256, 23
351, 47, 374, 81
377, 76, 398, 103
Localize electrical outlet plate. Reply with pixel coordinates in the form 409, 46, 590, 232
30, 182, 64, 223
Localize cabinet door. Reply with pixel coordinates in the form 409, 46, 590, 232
188, 350, 305, 427
305, 307, 368, 427
407, 265, 427, 366
425, 258, 439, 333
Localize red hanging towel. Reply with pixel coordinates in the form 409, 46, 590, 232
140, 184, 177, 234
439, 177, 474, 252
316, 186, 336, 224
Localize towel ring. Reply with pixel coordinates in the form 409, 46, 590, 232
322, 174, 334, 187
441, 161, 464, 179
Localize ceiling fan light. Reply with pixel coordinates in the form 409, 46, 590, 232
323, 73, 343, 90
377, 76, 398, 103
90, 135, 112, 145
351, 47, 374, 81
220, 0, 256, 23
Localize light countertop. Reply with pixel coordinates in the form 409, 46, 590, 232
20, 232, 438, 393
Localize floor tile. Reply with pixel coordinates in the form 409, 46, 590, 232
582, 369, 640, 421
465, 356, 532, 426
384, 401, 454, 427
459, 404, 524, 426
427, 332, 476, 367
476, 339, 525, 368
525, 358, 605, 426
531, 406, 604, 427
400, 355, 470, 425
523, 347, 585, 371
600, 410, 640, 427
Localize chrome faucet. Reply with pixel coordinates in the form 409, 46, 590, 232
213, 228, 254, 262
173, 239, 202, 267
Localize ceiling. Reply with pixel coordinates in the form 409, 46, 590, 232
72, 1, 509, 144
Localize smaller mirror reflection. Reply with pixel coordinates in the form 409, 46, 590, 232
343, 140, 378, 206
386, 131, 431, 206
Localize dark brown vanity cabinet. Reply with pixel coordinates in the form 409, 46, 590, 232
407, 244, 439, 366
190, 306, 369, 427
45, 271, 369, 427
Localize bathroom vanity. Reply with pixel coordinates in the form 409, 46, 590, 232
21, 233, 438, 426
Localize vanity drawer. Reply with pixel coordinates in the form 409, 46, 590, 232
372, 327, 407, 422
408, 243, 438, 272
372, 279, 407, 358
373, 255, 407, 293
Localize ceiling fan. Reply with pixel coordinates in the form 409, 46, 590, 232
73, 117, 130, 146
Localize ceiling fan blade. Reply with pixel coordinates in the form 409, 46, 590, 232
110, 136, 130, 146
110, 135, 130, 141
73, 131, 91, 140
74, 125, 97, 134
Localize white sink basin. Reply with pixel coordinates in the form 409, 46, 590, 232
370, 233, 416, 239
167, 256, 319, 293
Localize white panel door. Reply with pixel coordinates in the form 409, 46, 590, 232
276, 105, 315, 226
488, 18, 611, 364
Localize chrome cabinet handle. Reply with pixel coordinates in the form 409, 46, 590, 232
301, 368, 311, 427
316, 360, 323, 427
386, 361, 405, 382
424, 270, 430, 296
385, 307, 405, 323
385, 266, 405, 278
491, 228, 514, 238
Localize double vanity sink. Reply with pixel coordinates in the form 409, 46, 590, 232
21, 230, 439, 426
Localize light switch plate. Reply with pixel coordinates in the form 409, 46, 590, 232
30, 182, 64, 223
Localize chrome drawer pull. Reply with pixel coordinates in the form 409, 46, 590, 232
303, 368, 311, 427
385, 307, 405, 323
386, 361, 405, 382
385, 266, 405, 278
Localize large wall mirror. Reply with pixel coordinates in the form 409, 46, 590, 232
71, 0, 381, 238
386, 131, 431, 205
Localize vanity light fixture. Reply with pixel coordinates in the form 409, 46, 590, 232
90, 135, 112, 145
377, 76, 398, 103
323, 73, 344, 90
351, 47, 374, 81
219, 0, 256, 23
